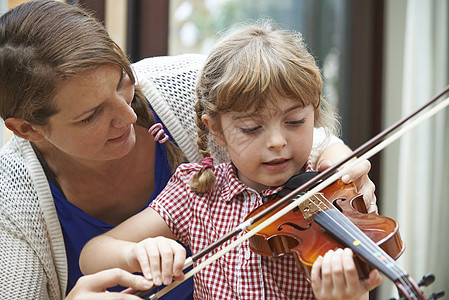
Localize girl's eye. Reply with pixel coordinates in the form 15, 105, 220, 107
287, 118, 305, 126
241, 126, 262, 134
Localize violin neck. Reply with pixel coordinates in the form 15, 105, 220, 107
314, 209, 408, 282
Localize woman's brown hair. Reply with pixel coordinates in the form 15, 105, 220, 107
0, 0, 185, 169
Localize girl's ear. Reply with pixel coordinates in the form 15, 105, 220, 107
4, 118, 45, 142
201, 115, 226, 146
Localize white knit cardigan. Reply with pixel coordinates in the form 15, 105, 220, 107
0, 54, 340, 299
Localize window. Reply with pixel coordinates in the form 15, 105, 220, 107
169, 0, 347, 110
168, 0, 385, 206
0, 0, 384, 195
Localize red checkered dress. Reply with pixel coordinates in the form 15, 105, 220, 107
151, 162, 316, 300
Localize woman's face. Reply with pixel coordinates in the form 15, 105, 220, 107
37, 64, 138, 161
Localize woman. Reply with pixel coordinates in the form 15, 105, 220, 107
0, 1, 375, 299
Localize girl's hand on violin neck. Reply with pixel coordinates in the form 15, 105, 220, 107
318, 158, 377, 213
127, 237, 186, 286
310, 248, 383, 300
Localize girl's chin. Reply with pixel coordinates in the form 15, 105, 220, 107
247, 178, 290, 192
268, 174, 295, 186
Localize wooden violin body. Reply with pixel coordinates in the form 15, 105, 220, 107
137, 84, 449, 300
243, 175, 443, 299
245, 179, 405, 279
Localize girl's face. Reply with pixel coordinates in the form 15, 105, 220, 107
36, 64, 137, 161
210, 96, 315, 192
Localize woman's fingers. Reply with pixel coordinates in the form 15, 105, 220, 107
66, 268, 152, 300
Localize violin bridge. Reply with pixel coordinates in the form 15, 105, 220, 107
296, 193, 328, 219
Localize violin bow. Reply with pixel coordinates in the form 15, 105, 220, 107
136, 85, 449, 300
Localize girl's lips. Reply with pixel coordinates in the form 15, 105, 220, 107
262, 158, 290, 171
264, 158, 289, 165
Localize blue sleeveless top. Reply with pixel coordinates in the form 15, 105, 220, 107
38, 112, 193, 299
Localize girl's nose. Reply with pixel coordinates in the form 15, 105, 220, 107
266, 126, 287, 149
111, 100, 137, 128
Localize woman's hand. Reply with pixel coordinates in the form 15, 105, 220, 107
311, 248, 383, 300
317, 158, 377, 213
65, 268, 152, 300
126, 236, 186, 286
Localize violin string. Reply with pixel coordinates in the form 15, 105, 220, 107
307, 195, 414, 294
146, 96, 449, 299
147, 162, 354, 299
302, 95, 449, 297
307, 184, 424, 295
328, 209, 416, 296
146, 156, 377, 299
307, 182, 421, 292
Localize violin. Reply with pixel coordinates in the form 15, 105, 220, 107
137, 86, 449, 300
244, 172, 434, 300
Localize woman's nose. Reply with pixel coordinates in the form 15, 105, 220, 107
111, 100, 137, 128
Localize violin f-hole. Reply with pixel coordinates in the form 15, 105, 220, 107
278, 222, 311, 232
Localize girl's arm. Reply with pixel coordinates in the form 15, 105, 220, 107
80, 207, 186, 286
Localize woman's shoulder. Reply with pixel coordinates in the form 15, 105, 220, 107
0, 137, 62, 298
0, 136, 64, 297
132, 54, 206, 76
0, 136, 51, 228
132, 54, 207, 164
0, 136, 28, 178
0, 136, 43, 211
0, 134, 20, 156
0, 136, 44, 181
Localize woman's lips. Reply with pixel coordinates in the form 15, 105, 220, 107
109, 125, 132, 143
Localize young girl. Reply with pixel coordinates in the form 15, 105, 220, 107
80, 21, 382, 299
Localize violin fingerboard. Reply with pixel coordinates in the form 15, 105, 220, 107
314, 209, 408, 282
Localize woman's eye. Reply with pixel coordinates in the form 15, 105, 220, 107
81, 110, 99, 124
117, 71, 125, 91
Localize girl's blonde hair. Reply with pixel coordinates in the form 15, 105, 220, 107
190, 20, 340, 193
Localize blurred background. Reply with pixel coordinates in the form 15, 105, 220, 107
1, 1, 448, 299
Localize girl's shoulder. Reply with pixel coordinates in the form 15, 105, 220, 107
175, 161, 231, 173
172, 162, 233, 186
